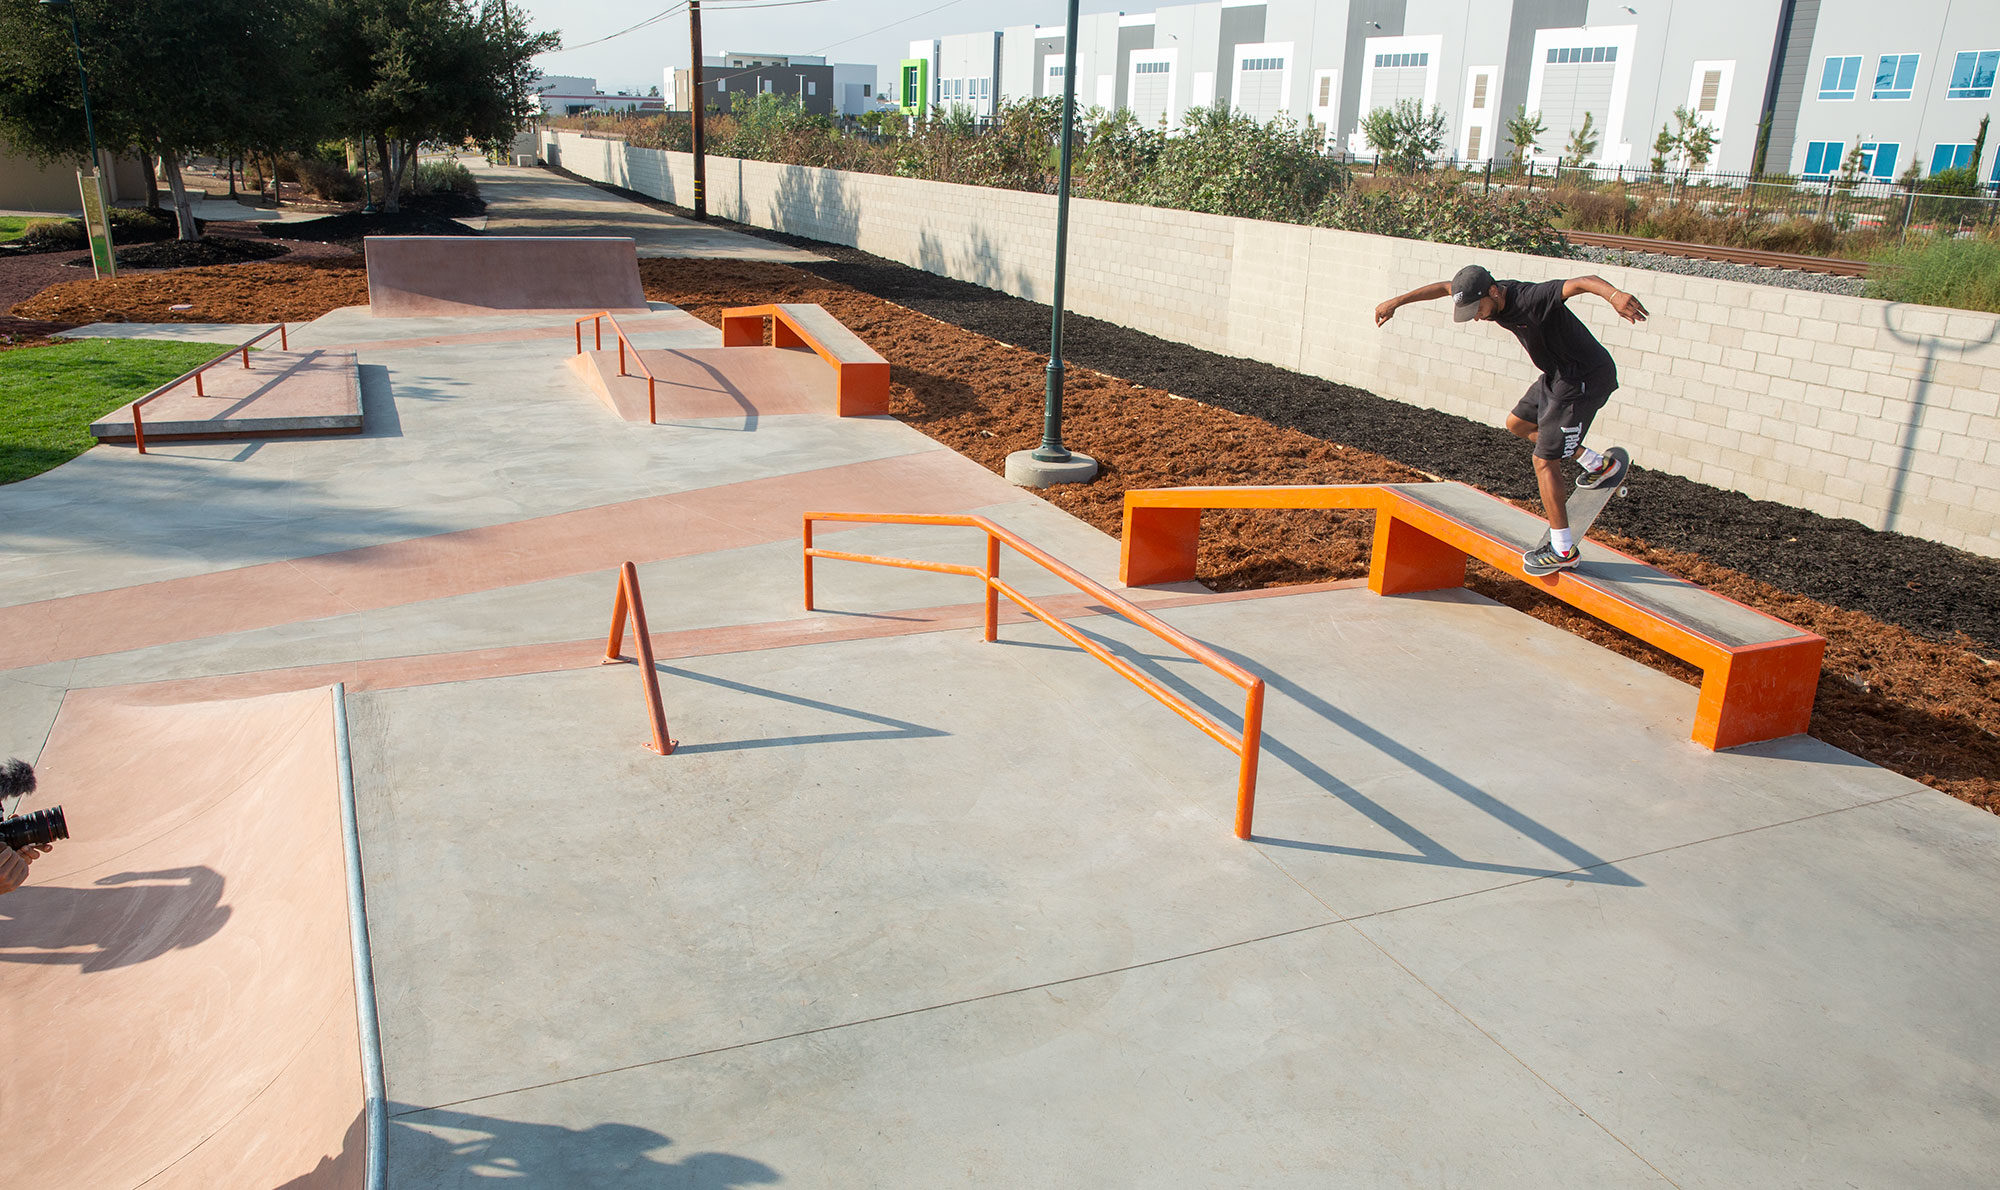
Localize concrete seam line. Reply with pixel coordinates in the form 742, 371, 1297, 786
334, 682, 390, 1190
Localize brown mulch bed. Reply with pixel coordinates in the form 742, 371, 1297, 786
1, 247, 1989, 811
636, 257, 1999, 813
10, 252, 365, 324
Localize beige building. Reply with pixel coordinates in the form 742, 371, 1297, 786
1, 138, 147, 213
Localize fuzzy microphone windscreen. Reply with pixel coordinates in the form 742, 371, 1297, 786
0, 758, 35, 799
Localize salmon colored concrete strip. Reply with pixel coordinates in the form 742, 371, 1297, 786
67, 580, 1367, 709
364, 236, 648, 316
3, 687, 363, 1190
0, 451, 1025, 671
314, 312, 694, 354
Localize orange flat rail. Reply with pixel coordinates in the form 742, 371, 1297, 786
1121, 483, 1825, 751
130, 323, 288, 454
804, 511, 1268, 839
575, 311, 660, 423
721, 304, 890, 417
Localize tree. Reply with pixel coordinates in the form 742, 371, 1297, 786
1650, 123, 1677, 174
1359, 98, 1447, 173
1835, 141, 1866, 190
321, 0, 557, 212
1973, 114, 1991, 182
0, 0, 333, 241
1505, 106, 1545, 169
1672, 105, 1717, 174
1561, 110, 1599, 168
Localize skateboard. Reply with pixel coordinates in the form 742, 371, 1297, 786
1531, 446, 1630, 556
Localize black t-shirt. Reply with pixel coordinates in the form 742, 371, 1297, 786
1493, 278, 1614, 383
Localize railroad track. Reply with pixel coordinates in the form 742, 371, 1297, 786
1564, 231, 1874, 277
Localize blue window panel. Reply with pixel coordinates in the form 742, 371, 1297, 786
1931, 143, 1975, 174
1947, 50, 1999, 99
1861, 142, 1899, 179
1820, 55, 1860, 99
1803, 140, 1843, 177
1873, 54, 1918, 100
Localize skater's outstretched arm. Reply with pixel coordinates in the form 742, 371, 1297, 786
1374, 281, 1452, 326
1561, 275, 1649, 323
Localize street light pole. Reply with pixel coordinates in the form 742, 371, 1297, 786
1005, 0, 1098, 488
689, 0, 707, 219
41, 0, 100, 173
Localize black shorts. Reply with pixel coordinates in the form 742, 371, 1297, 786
1513, 370, 1616, 460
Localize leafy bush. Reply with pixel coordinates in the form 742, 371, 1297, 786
1140, 102, 1347, 223
1866, 236, 2000, 313
1360, 99, 1447, 173
1321, 176, 1570, 255
296, 157, 363, 202
413, 159, 480, 198
19, 207, 178, 249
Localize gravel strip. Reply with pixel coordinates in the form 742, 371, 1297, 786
1569, 244, 1870, 296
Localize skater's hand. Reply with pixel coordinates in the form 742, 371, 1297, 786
1610, 290, 1648, 323
1374, 299, 1397, 327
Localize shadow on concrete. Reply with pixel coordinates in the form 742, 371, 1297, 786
1002, 624, 1638, 887
0, 866, 232, 972
389, 1103, 781, 1188
655, 663, 947, 755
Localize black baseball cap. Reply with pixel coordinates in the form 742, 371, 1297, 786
1451, 264, 1495, 322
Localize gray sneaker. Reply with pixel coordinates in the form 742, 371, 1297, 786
1577, 446, 1629, 490
1522, 541, 1581, 575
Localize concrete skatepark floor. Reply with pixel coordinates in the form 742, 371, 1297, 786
4, 160, 1999, 1184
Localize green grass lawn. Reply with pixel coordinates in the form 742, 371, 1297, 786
0, 216, 34, 243
0, 339, 227, 484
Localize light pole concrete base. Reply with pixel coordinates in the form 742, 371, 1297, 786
1005, 449, 1099, 488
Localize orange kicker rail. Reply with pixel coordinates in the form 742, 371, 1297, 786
720, 304, 891, 417
1120, 484, 1825, 752
604, 561, 676, 754
130, 322, 288, 454
575, 311, 660, 424
803, 511, 1268, 839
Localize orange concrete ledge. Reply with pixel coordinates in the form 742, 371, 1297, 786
1120, 483, 1826, 751
719, 303, 889, 416
364, 235, 648, 316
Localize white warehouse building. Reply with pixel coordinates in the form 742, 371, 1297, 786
898, 0, 2000, 183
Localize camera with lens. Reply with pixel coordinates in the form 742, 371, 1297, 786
1, 757, 66, 852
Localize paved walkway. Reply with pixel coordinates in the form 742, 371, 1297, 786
3, 171, 1998, 1188
470, 157, 823, 261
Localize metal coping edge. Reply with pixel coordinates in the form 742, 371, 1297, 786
332, 683, 390, 1189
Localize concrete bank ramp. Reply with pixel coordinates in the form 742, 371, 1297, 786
1, 686, 366, 1190
364, 235, 649, 316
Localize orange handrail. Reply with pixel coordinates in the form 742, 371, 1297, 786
575, 311, 658, 424
803, 512, 1268, 839
604, 561, 676, 755
130, 323, 288, 454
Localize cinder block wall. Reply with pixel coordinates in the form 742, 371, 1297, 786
545, 130, 2000, 558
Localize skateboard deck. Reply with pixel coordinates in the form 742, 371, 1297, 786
1532, 447, 1629, 554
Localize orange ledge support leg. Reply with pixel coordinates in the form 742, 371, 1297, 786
1692, 637, 1825, 750
1369, 512, 1467, 595
771, 318, 808, 350
721, 312, 764, 347
835, 361, 891, 417
1121, 506, 1203, 586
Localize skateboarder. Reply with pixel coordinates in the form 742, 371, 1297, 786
1374, 265, 1647, 574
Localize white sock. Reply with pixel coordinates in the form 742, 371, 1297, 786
1551, 527, 1576, 554
1575, 447, 1604, 471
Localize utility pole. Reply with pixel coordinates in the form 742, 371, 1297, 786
1004, 0, 1096, 488
689, 0, 707, 219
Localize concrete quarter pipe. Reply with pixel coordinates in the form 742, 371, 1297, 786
1, 686, 367, 1190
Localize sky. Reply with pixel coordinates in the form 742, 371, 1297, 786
515, 0, 1131, 97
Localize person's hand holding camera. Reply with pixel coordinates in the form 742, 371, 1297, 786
0, 843, 47, 895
